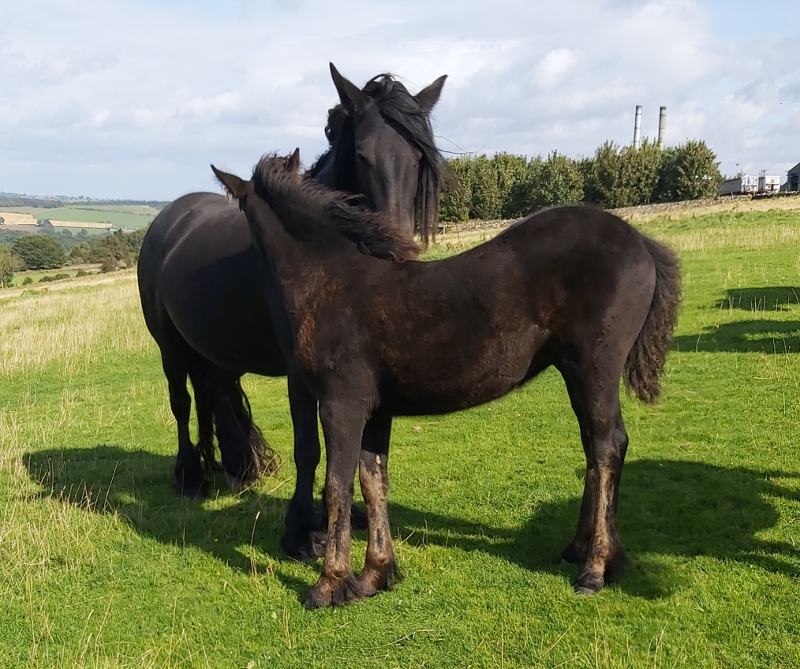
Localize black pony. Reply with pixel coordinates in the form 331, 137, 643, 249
213, 152, 681, 607
137, 65, 447, 555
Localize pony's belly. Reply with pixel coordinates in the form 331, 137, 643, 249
386, 334, 545, 416
183, 324, 287, 377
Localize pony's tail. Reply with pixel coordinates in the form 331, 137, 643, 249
203, 377, 280, 489
624, 236, 681, 404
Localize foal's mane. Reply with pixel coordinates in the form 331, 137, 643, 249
255, 154, 420, 262
307, 74, 448, 245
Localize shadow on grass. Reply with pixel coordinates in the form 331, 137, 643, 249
714, 287, 800, 312
25, 447, 800, 600
674, 319, 800, 354
674, 286, 800, 354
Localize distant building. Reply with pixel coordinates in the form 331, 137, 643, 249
788, 162, 800, 192
719, 175, 759, 195
718, 172, 780, 196
758, 171, 781, 194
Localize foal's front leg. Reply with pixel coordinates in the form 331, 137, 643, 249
304, 400, 369, 609
356, 414, 402, 596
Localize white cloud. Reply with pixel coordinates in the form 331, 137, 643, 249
529, 49, 581, 89
0, 0, 798, 198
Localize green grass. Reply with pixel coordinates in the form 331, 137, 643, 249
1, 210, 800, 667
1, 205, 160, 229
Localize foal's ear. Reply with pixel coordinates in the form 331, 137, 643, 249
287, 148, 301, 174
330, 62, 371, 116
416, 74, 447, 113
211, 165, 247, 201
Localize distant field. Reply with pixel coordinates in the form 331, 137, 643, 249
1, 204, 161, 229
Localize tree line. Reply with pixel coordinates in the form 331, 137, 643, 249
440, 139, 722, 222
0, 228, 148, 288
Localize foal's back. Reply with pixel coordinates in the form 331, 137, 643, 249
326, 206, 656, 415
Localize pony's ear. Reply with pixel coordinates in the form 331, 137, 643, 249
330, 62, 371, 116
416, 74, 447, 113
287, 148, 301, 174
211, 165, 247, 200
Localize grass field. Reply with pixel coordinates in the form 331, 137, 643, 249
1, 207, 800, 667
1, 205, 161, 229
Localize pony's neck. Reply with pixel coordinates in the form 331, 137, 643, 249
245, 198, 333, 325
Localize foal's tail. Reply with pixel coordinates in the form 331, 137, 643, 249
199, 376, 280, 487
624, 236, 681, 404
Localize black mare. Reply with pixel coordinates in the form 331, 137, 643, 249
213, 152, 681, 607
137, 65, 447, 559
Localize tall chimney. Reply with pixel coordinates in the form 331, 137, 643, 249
658, 106, 666, 149
633, 105, 642, 150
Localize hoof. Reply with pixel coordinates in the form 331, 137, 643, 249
356, 562, 403, 597
304, 574, 370, 610
282, 530, 327, 561
574, 570, 604, 595
575, 584, 599, 596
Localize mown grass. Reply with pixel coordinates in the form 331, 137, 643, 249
1, 205, 160, 229
1, 209, 800, 667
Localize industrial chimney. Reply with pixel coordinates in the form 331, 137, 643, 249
633, 105, 642, 150
658, 106, 666, 149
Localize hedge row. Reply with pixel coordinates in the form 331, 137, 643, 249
440, 139, 722, 222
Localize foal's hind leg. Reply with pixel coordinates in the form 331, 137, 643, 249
163, 355, 206, 498
356, 413, 402, 597
571, 378, 629, 594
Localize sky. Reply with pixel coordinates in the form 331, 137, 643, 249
2, 0, 798, 200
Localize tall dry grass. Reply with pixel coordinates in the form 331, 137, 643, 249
0, 273, 153, 377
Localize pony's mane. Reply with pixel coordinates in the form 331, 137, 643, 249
307, 74, 448, 244
255, 154, 420, 262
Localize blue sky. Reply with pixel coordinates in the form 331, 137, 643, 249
2, 0, 798, 199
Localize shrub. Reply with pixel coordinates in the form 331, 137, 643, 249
76, 269, 89, 277
22, 277, 33, 285
100, 256, 118, 273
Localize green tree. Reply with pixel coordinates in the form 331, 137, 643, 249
0, 247, 23, 287
470, 155, 503, 220
492, 153, 528, 218
122, 227, 148, 263
13, 235, 66, 270
656, 140, 722, 201
506, 153, 584, 216
88, 231, 132, 265
69, 242, 91, 264
584, 140, 662, 208
440, 156, 475, 222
